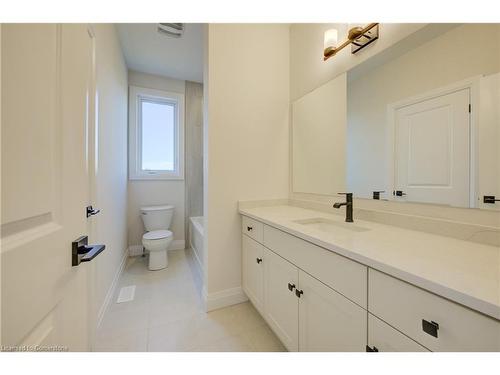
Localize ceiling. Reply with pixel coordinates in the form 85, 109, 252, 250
116, 23, 204, 83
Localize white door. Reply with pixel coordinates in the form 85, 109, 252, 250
1, 24, 95, 350
394, 88, 470, 207
298, 270, 366, 352
263, 248, 298, 351
368, 314, 429, 352
242, 235, 264, 313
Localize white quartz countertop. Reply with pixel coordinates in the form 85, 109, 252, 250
239, 205, 500, 320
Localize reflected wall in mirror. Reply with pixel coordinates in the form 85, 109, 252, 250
347, 24, 499, 209
291, 23, 499, 210
292, 73, 346, 195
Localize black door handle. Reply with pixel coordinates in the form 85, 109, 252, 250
483, 195, 500, 204
86, 205, 101, 217
373, 191, 385, 200
422, 319, 439, 338
256, 258, 262, 264
288, 283, 296, 291
72, 235, 105, 266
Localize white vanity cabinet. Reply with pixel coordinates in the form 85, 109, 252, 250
241, 216, 368, 352
242, 235, 265, 313
263, 247, 299, 351
298, 270, 367, 351
240, 211, 500, 352
368, 269, 500, 352
367, 313, 429, 352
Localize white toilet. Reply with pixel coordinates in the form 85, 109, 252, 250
140, 204, 174, 270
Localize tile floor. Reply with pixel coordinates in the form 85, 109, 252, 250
94, 249, 286, 352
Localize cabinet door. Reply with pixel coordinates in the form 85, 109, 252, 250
368, 314, 429, 352
264, 248, 299, 351
242, 235, 264, 313
298, 270, 366, 352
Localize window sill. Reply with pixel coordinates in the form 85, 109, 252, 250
129, 174, 185, 181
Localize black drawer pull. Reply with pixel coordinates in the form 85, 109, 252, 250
288, 283, 296, 292
422, 319, 439, 338
256, 258, 262, 264
247, 226, 253, 231
295, 289, 303, 298
366, 345, 379, 352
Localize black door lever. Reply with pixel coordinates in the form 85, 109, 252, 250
483, 196, 500, 204
86, 205, 101, 217
72, 235, 105, 266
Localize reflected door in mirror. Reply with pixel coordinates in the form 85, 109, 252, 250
393, 88, 470, 207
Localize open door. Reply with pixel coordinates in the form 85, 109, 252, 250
1, 24, 97, 351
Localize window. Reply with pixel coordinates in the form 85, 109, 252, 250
129, 86, 184, 180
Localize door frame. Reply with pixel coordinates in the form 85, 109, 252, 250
385, 75, 481, 208
84, 23, 99, 350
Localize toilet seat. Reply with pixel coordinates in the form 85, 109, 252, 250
143, 229, 172, 240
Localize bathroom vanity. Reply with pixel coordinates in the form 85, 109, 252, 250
239, 204, 500, 352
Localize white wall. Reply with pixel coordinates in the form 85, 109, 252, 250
347, 24, 500, 200
91, 24, 128, 328
205, 24, 290, 308
127, 70, 186, 249
290, 23, 429, 101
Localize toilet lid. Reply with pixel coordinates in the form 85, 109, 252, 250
143, 230, 173, 240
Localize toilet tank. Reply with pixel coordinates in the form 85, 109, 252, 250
140, 204, 174, 231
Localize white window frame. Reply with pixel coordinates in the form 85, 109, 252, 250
129, 85, 185, 180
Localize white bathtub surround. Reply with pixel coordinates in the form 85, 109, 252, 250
239, 203, 500, 320
189, 216, 204, 274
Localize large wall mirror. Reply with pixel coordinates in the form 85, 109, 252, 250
292, 24, 499, 210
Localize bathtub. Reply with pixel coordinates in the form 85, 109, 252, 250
189, 216, 204, 271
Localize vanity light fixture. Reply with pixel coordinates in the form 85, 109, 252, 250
323, 23, 379, 61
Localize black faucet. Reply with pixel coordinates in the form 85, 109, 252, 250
333, 193, 353, 222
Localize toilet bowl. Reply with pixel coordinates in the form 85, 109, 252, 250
140, 205, 175, 271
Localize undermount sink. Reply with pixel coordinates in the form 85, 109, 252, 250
293, 218, 370, 233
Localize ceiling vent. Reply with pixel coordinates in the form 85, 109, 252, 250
157, 23, 184, 38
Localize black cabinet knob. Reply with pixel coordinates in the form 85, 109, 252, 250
393, 190, 406, 197
366, 345, 379, 352
247, 226, 253, 231
288, 283, 296, 292
295, 289, 303, 298
256, 258, 262, 264
422, 319, 439, 338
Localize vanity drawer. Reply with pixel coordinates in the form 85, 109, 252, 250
263, 225, 367, 308
241, 216, 264, 243
368, 269, 500, 352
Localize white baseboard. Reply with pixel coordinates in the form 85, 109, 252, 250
204, 286, 248, 312
170, 240, 185, 251
96, 249, 128, 329
128, 240, 185, 257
